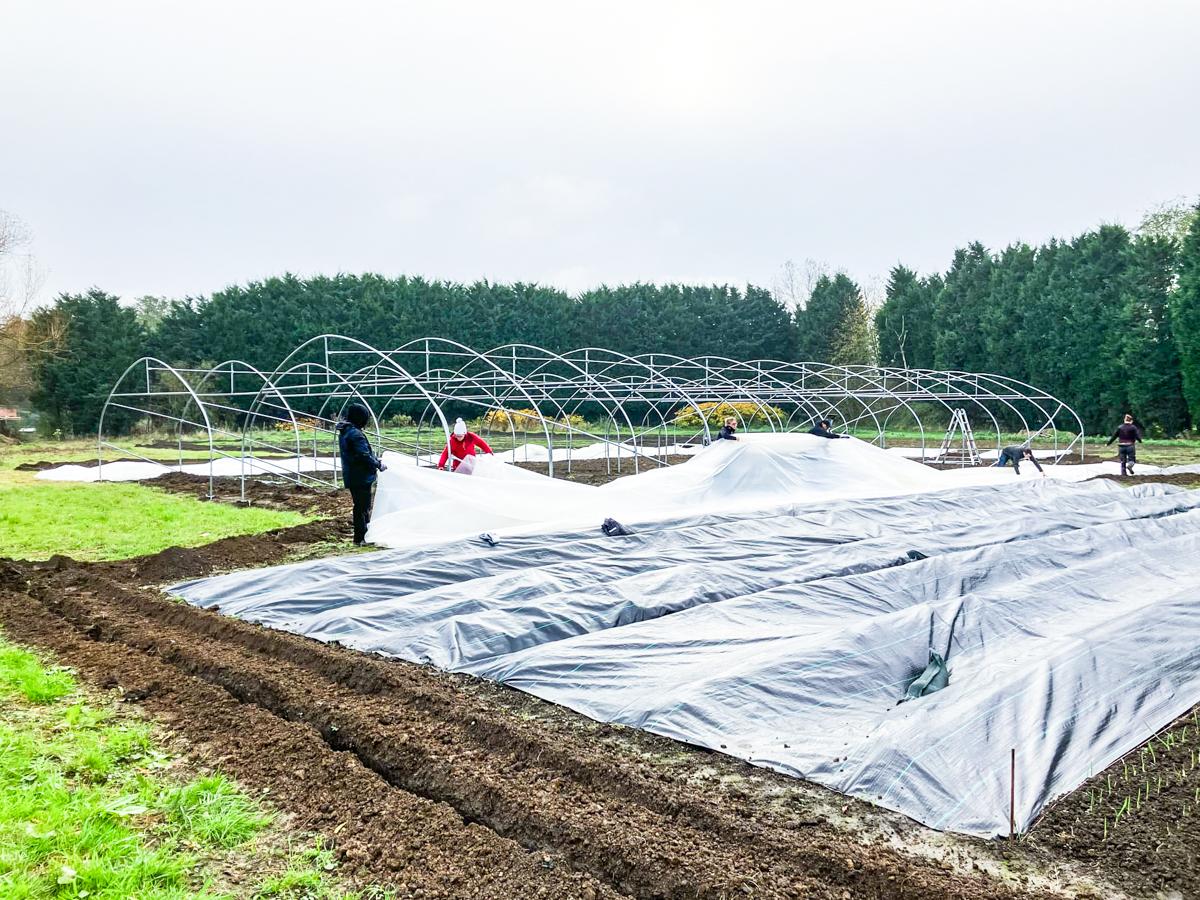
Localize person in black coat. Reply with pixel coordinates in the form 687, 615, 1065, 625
715, 416, 739, 441
1105, 413, 1143, 476
336, 403, 386, 545
809, 419, 849, 439
994, 444, 1045, 475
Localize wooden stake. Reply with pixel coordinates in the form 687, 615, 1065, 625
1010, 747, 1016, 839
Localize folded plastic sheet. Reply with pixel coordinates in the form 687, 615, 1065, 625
172, 475, 1200, 836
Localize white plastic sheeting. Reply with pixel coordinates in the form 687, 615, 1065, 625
170, 438, 1200, 836
367, 436, 965, 546
36, 455, 341, 482
37, 440, 695, 482
364, 435, 1196, 547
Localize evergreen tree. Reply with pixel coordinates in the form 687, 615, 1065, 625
1058, 226, 1132, 428
1172, 208, 1200, 426
798, 273, 864, 363
1121, 234, 1189, 435
876, 265, 936, 368
981, 243, 1036, 383
830, 295, 877, 366
29, 289, 148, 435
1015, 239, 1065, 392
933, 242, 993, 371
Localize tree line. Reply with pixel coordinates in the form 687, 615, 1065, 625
10, 202, 1200, 437
876, 209, 1200, 436
22, 280, 813, 435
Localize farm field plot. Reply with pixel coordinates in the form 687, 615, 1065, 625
2, 439, 1200, 899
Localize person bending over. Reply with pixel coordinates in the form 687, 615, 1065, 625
1106, 413, 1143, 476
809, 419, 849, 439
438, 417, 494, 472
994, 444, 1044, 476
715, 416, 739, 441
337, 403, 386, 545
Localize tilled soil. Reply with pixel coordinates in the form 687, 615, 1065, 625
1028, 707, 1200, 898
1092, 472, 1200, 488
0, 546, 1074, 900
150, 472, 347, 515
513, 456, 694, 486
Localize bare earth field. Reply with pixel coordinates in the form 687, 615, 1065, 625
2, 456, 1198, 898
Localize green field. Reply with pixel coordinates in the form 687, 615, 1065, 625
0, 472, 307, 561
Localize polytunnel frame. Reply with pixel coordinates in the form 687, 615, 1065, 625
563, 348, 719, 465
385, 337, 561, 475
485, 344, 727, 472
479, 344, 645, 475
694, 356, 868, 438
97, 336, 1086, 496
257, 334, 455, 476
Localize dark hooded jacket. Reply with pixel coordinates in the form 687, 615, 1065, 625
809, 423, 846, 439
337, 405, 383, 488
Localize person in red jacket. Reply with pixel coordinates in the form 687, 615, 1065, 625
437, 417, 494, 472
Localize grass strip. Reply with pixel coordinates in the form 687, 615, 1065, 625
0, 477, 308, 561
0, 632, 387, 899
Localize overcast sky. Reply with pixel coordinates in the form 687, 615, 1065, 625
2, 0, 1197, 305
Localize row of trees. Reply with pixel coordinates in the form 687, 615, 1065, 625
12, 202, 1200, 437
875, 210, 1200, 435
24, 280, 825, 434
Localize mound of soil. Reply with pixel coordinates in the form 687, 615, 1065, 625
134, 546, 213, 582
1091, 472, 1200, 488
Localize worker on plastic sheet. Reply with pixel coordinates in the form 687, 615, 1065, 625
336, 403, 386, 546
715, 416, 739, 441
437, 417, 494, 473
993, 444, 1045, 476
808, 419, 849, 439
1106, 413, 1143, 476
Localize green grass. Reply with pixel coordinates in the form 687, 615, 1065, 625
160, 775, 270, 849
0, 642, 76, 703
0, 474, 308, 561
0, 633, 388, 899
0, 636, 248, 898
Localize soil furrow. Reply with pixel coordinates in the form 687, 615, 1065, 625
0, 587, 622, 900
0, 557, 1048, 899
24, 577, 863, 897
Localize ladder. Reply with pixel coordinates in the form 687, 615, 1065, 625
938, 408, 982, 466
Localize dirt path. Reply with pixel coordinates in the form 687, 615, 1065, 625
0, 547, 1072, 900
